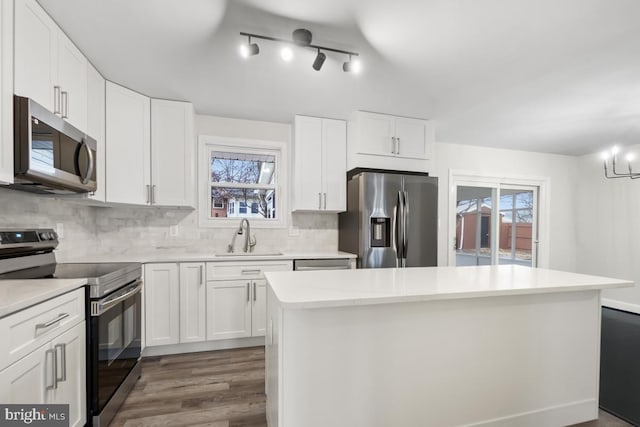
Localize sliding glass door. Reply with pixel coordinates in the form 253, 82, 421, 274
453, 183, 538, 267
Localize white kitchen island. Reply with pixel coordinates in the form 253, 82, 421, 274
264, 265, 633, 427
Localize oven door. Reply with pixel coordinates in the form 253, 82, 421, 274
88, 279, 142, 416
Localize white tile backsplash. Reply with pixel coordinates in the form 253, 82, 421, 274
0, 188, 338, 261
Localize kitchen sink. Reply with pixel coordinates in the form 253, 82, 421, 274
215, 252, 283, 257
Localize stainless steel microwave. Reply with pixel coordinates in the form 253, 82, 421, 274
12, 95, 97, 194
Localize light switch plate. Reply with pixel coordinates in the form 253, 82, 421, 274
169, 225, 179, 237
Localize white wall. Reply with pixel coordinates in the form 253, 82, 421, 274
575, 146, 640, 310
432, 142, 578, 271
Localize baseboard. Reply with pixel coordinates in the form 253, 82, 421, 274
460, 399, 598, 427
143, 336, 265, 357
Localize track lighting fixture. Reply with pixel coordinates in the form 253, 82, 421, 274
239, 36, 259, 58
239, 28, 360, 73
312, 49, 326, 71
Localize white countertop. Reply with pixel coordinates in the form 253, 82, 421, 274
62, 251, 356, 264
0, 278, 87, 318
265, 265, 634, 309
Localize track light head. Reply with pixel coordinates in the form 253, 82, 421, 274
342, 56, 361, 73
240, 36, 259, 58
312, 50, 326, 71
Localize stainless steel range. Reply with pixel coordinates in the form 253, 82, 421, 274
0, 229, 142, 427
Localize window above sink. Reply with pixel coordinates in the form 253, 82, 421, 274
198, 135, 288, 228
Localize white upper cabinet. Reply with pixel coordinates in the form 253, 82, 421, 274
348, 111, 435, 173
0, 0, 13, 184
14, 0, 87, 132
105, 81, 151, 205
293, 115, 346, 212
151, 99, 195, 207
86, 63, 106, 202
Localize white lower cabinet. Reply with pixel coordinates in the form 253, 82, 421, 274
205, 261, 292, 341
179, 263, 206, 343
144, 263, 180, 346
0, 289, 86, 427
206, 280, 252, 340
145, 262, 206, 347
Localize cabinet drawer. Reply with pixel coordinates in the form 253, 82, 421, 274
206, 261, 293, 280
0, 288, 85, 370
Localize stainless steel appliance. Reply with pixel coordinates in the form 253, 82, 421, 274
339, 168, 438, 268
293, 258, 352, 271
0, 229, 141, 427
12, 95, 97, 194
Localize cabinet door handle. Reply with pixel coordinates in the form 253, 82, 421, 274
45, 348, 57, 390
396, 137, 400, 155
253, 282, 257, 302
318, 192, 322, 209
53, 86, 61, 115
199, 265, 204, 286
146, 184, 150, 204
61, 91, 69, 119
323, 193, 327, 210
152, 185, 156, 205
36, 313, 69, 330
55, 343, 67, 382
391, 136, 396, 154
241, 269, 261, 275
246, 282, 250, 302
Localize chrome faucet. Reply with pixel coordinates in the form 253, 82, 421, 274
227, 218, 257, 253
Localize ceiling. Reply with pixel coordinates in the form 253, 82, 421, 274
38, 0, 640, 156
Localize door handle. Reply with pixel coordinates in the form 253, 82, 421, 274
396, 137, 401, 155
78, 140, 94, 185
323, 192, 327, 210
200, 265, 204, 286
253, 282, 257, 302
45, 348, 57, 390
146, 185, 151, 204
318, 192, 322, 209
61, 91, 69, 119
53, 86, 61, 115
152, 185, 156, 205
402, 191, 409, 266
391, 137, 396, 154
55, 343, 67, 383
246, 282, 250, 302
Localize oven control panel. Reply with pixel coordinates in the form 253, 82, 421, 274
0, 229, 58, 245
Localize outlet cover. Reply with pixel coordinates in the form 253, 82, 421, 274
169, 225, 179, 237
56, 223, 64, 238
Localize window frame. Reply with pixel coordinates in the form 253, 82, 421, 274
198, 135, 288, 228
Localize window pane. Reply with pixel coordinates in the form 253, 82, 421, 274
210, 151, 276, 184
211, 187, 277, 219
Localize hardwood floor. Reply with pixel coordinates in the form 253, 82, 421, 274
110, 347, 267, 427
111, 346, 632, 427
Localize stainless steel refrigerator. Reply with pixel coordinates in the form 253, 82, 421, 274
339, 169, 438, 268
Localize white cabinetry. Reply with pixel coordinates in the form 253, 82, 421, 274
293, 116, 346, 212
179, 263, 206, 343
14, 0, 87, 131
106, 85, 195, 207
87, 63, 106, 202
144, 263, 179, 346
145, 262, 206, 347
0, 0, 13, 184
151, 99, 195, 207
0, 288, 86, 427
105, 81, 151, 205
206, 261, 292, 340
348, 111, 434, 173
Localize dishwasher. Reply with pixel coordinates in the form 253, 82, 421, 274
293, 258, 353, 271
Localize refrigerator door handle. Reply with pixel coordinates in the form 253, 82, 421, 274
396, 191, 405, 263
402, 191, 409, 267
